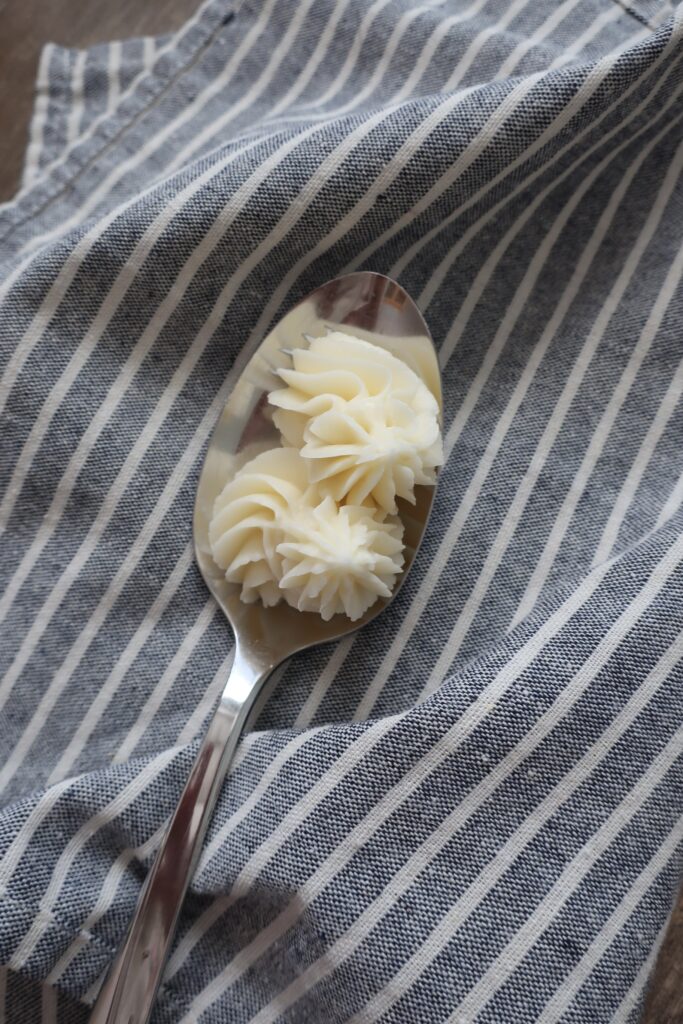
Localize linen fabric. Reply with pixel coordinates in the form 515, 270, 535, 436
0, 0, 682, 1020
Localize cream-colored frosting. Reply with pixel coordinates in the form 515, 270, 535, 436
277, 497, 404, 621
209, 446, 405, 618
268, 332, 442, 513
209, 447, 309, 606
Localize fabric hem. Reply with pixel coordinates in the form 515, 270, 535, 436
0, 890, 187, 1020
608, 0, 676, 30
0, 0, 246, 242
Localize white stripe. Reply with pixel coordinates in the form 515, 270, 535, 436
65, 51, 87, 147
46, 544, 195, 782
538, 826, 682, 1020
111, 595, 219, 765
46, 819, 167, 985
178, 530, 683, 1018
162, 0, 333, 177
239, 565, 683, 1019
425, 139, 683, 675
454, 731, 683, 1020
0, 776, 78, 891
559, 6, 650, 64
656, 470, 683, 530
374, 0, 491, 107
591, 348, 683, 566
8, 746, 178, 969
294, 637, 354, 729
611, 920, 668, 1023
494, 0, 615, 79
22, 44, 54, 186
352, 60, 683, 722
513, 232, 683, 627
440, 0, 540, 93
106, 41, 122, 116
142, 37, 156, 73
302, 0, 420, 110
241, 0, 354, 119
349, 630, 683, 1023
272, 0, 493, 124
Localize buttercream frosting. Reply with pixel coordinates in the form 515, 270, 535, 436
269, 332, 442, 513
209, 447, 309, 606
277, 497, 404, 621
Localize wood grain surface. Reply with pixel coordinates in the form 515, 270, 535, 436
0, 1, 680, 1021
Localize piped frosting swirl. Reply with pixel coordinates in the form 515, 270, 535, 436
277, 497, 404, 621
209, 448, 404, 619
268, 332, 442, 514
209, 447, 309, 606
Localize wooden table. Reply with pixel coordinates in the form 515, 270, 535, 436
0, 1, 680, 1020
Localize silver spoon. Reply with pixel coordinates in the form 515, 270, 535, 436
89, 271, 441, 1024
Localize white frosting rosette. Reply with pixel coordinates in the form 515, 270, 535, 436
208, 447, 309, 606
277, 497, 404, 621
269, 332, 442, 514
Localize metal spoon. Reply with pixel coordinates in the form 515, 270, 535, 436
89, 271, 441, 1024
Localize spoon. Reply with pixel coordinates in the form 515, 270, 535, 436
89, 271, 441, 1024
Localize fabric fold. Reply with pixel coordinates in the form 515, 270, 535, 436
1, 0, 682, 1020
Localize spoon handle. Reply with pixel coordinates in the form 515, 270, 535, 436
89, 649, 272, 1024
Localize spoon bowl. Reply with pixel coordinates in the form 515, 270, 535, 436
196, 271, 441, 658
90, 272, 441, 1024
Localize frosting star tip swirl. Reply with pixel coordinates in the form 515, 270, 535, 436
269, 331, 442, 514
209, 331, 440, 619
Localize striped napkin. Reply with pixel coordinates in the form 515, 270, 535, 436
0, 0, 681, 1020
